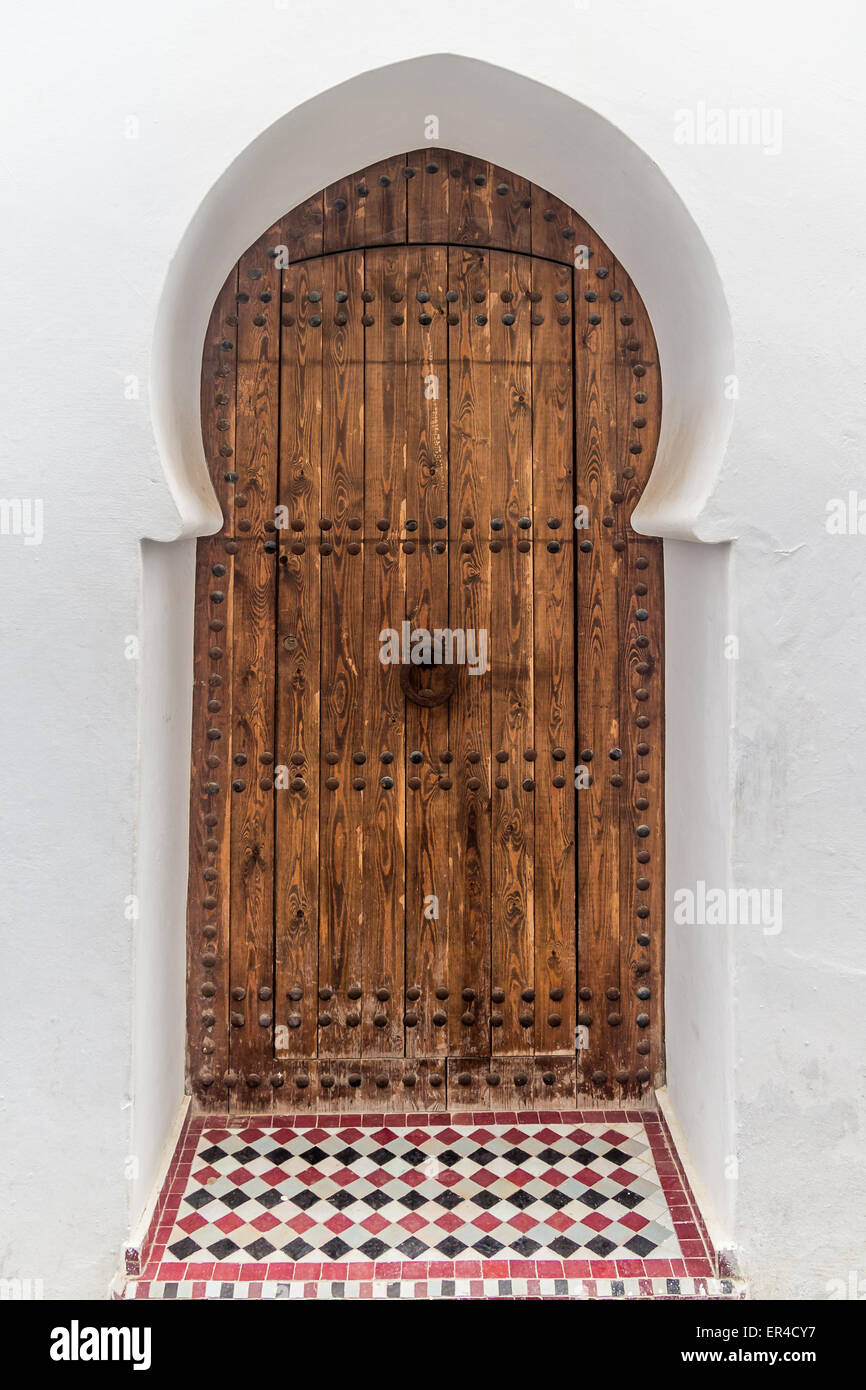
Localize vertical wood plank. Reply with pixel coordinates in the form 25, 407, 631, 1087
407, 148, 450, 242
574, 257, 622, 1098
531, 257, 576, 1055
447, 245, 492, 1058
227, 230, 281, 1101
274, 259, 322, 1061
489, 250, 535, 1056
317, 250, 365, 1058
362, 247, 408, 1057
404, 245, 451, 1058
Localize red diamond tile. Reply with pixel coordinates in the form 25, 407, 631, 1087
619, 1211, 649, 1232
176, 1212, 207, 1234
260, 1168, 289, 1189
225, 1167, 254, 1186
434, 1212, 463, 1233
214, 1212, 245, 1234
286, 1212, 315, 1234
360, 1213, 389, 1235
470, 1211, 501, 1233
581, 1211, 612, 1232
575, 1167, 604, 1188
324, 1213, 353, 1234
396, 1212, 426, 1234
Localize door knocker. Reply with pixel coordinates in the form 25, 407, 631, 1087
399, 657, 459, 708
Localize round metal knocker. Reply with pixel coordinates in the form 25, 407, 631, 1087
400, 660, 459, 708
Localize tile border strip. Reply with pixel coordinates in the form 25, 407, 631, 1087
129, 1275, 746, 1301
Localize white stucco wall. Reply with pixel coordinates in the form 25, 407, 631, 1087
1, 0, 863, 1299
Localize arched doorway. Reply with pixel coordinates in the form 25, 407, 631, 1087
186, 149, 663, 1113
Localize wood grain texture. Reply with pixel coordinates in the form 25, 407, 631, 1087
447, 246, 492, 1058
226, 230, 280, 1104
490, 251, 535, 1055
574, 253, 622, 1099
317, 251, 365, 1058
189, 153, 665, 1113
531, 257, 576, 1055
323, 156, 407, 253
275, 259, 323, 1060
404, 245, 451, 1057
362, 248, 408, 1057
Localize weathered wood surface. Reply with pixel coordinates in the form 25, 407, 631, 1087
186, 152, 664, 1112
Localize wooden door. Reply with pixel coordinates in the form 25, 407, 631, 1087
187, 151, 664, 1114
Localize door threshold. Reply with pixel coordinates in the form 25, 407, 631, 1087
122, 1106, 745, 1300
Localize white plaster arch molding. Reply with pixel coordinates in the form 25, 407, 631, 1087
150, 54, 735, 544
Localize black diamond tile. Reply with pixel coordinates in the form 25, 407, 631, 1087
168, 1237, 200, 1259
289, 1189, 319, 1211
358, 1237, 389, 1260
572, 1147, 598, 1165
538, 1147, 568, 1165
258, 1190, 285, 1210
469, 1191, 500, 1211
321, 1237, 352, 1260
603, 1147, 633, 1165
585, 1234, 617, 1257
299, 1146, 328, 1165
468, 1147, 496, 1165
397, 1190, 427, 1211
402, 1148, 428, 1168
472, 1235, 505, 1257
282, 1237, 313, 1260
368, 1147, 395, 1166
433, 1190, 462, 1210
221, 1189, 250, 1211
549, 1235, 580, 1258
327, 1189, 357, 1211
185, 1189, 214, 1211
334, 1147, 360, 1165
435, 1236, 467, 1258
436, 1150, 461, 1167
539, 1190, 572, 1211
613, 1189, 643, 1210
244, 1237, 276, 1259
510, 1236, 541, 1257
208, 1238, 240, 1259
624, 1234, 656, 1258
233, 1146, 260, 1164
577, 1190, 608, 1211
397, 1236, 428, 1259
503, 1147, 531, 1164
504, 1190, 535, 1210
199, 1145, 227, 1164
360, 1190, 391, 1211
264, 1147, 292, 1165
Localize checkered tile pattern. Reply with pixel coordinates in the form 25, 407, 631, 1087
164, 1120, 681, 1265
128, 1109, 726, 1298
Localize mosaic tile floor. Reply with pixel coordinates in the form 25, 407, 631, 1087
127, 1110, 743, 1300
